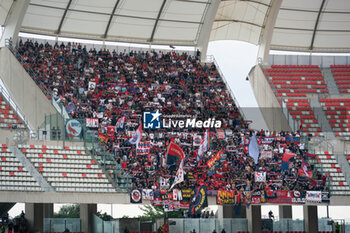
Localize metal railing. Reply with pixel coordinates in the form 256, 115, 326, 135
0, 80, 32, 133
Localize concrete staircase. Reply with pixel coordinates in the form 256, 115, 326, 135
9, 146, 55, 192
335, 153, 350, 186
309, 98, 335, 139
321, 68, 339, 95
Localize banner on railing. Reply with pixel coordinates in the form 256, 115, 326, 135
142, 189, 154, 200
261, 150, 273, 159
86, 118, 99, 128
306, 191, 322, 203
66, 119, 82, 138
130, 189, 142, 203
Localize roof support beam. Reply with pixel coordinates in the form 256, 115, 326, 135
0, 0, 30, 47
29, 3, 202, 24
310, 0, 326, 51
149, 0, 167, 43
257, 0, 282, 64
214, 19, 263, 28
56, 0, 72, 35
196, 0, 225, 61
103, 0, 121, 39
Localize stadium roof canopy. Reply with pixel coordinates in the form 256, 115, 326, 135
211, 0, 350, 52
1, 0, 350, 52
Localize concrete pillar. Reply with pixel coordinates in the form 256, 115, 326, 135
256, 0, 282, 64
217, 205, 223, 219
80, 204, 97, 233
303, 205, 318, 233
25, 203, 53, 232
196, 0, 221, 62
222, 205, 246, 218
247, 205, 261, 233
279, 205, 292, 219
0, 0, 30, 47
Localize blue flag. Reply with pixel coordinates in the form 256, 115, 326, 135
248, 135, 259, 164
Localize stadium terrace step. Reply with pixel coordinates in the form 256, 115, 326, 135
321, 68, 340, 95
283, 99, 322, 134
309, 99, 335, 139
18, 144, 117, 193
0, 94, 26, 129
320, 99, 350, 140
0, 144, 43, 191
313, 152, 350, 195
9, 146, 54, 192
330, 65, 350, 93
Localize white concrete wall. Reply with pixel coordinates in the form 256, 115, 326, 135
248, 65, 291, 132
0, 47, 57, 130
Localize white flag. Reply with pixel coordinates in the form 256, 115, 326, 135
128, 124, 142, 146
169, 160, 184, 190
197, 130, 209, 158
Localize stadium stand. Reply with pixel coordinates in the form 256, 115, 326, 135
264, 65, 327, 135
319, 98, 350, 140
18, 144, 116, 192
266, 65, 328, 97
0, 94, 25, 129
283, 99, 322, 135
313, 151, 350, 195
11, 40, 331, 195
0, 144, 42, 191
330, 65, 350, 93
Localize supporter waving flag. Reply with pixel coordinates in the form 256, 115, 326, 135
248, 134, 259, 164
166, 142, 185, 166
169, 160, 184, 190
301, 159, 312, 178
128, 124, 142, 146
115, 115, 126, 131
196, 130, 209, 159
301, 158, 317, 186
281, 151, 296, 170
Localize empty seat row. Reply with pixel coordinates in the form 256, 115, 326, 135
26, 153, 91, 160
21, 148, 85, 155
267, 72, 322, 77
266, 68, 320, 72
272, 80, 324, 85
331, 64, 350, 68
0, 94, 25, 129
20, 145, 117, 192
271, 65, 319, 68
269, 76, 324, 81
0, 146, 42, 191
18, 144, 85, 150
320, 99, 350, 139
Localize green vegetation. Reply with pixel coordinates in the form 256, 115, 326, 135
139, 205, 182, 222
54, 204, 80, 218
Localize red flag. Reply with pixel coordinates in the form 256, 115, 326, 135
166, 142, 185, 165
302, 158, 317, 185
282, 151, 296, 162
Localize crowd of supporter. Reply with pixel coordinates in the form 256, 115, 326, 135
15, 39, 328, 194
